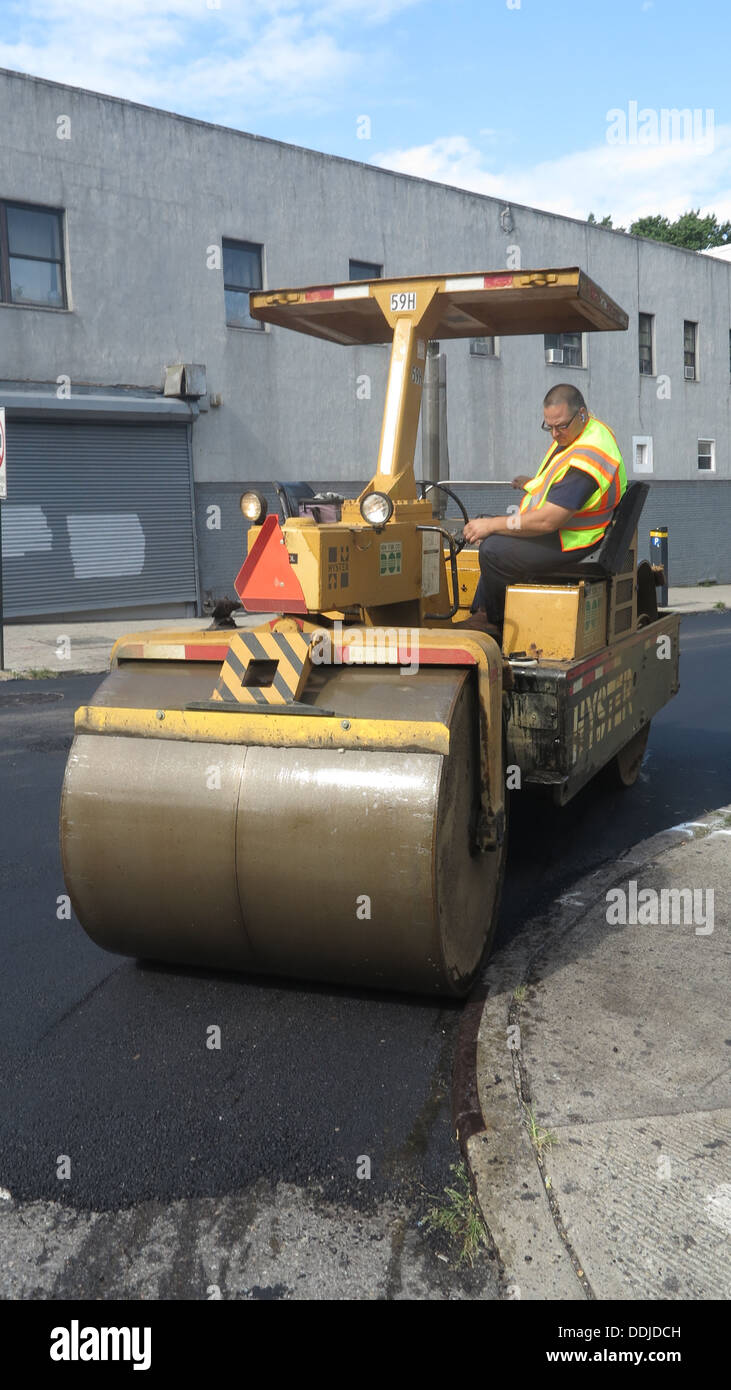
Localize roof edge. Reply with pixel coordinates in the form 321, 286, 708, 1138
1, 66, 729, 265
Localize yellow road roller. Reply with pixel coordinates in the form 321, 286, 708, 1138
60, 269, 680, 995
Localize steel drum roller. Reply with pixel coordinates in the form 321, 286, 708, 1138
61, 662, 504, 994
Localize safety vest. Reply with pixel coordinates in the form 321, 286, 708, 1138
519, 416, 627, 551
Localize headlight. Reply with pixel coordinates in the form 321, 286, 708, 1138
360, 491, 394, 527
240, 490, 267, 522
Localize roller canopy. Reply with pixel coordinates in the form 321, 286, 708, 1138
249, 268, 629, 345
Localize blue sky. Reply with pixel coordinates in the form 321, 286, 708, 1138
1, 0, 730, 226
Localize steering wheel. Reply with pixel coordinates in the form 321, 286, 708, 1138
417, 481, 470, 553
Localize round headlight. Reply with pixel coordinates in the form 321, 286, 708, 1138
240, 490, 267, 522
360, 491, 394, 527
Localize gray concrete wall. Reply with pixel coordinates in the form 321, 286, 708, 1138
2, 68, 731, 483
1, 68, 730, 595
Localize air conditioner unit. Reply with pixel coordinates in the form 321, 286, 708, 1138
684, 366, 695, 380
546, 349, 564, 364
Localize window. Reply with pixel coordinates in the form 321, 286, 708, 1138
683, 320, 698, 380
223, 239, 263, 329
470, 336, 498, 357
632, 435, 653, 473
544, 332, 584, 367
697, 439, 715, 472
639, 313, 654, 375
349, 259, 382, 280
0, 200, 66, 308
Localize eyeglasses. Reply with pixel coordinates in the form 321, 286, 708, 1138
541, 409, 581, 434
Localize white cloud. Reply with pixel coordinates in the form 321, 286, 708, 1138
0, 0, 418, 116
311, 0, 425, 20
372, 127, 731, 228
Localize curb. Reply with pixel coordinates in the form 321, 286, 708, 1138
460, 805, 731, 1301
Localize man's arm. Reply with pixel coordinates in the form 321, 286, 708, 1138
463, 501, 576, 544
464, 467, 598, 543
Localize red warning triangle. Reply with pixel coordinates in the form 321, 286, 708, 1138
234, 514, 308, 613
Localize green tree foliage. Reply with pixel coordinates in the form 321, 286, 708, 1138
629, 210, 731, 249
587, 212, 617, 228
587, 208, 731, 250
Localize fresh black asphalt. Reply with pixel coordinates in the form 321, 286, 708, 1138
1, 611, 729, 1212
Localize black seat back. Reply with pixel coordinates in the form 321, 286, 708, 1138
575, 481, 649, 576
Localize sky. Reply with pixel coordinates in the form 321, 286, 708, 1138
1, 0, 729, 228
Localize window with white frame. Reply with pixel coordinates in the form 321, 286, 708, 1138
632, 436, 653, 473
697, 438, 715, 471
544, 332, 584, 367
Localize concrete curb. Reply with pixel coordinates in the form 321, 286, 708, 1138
463, 805, 731, 1302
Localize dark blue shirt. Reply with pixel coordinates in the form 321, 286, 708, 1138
545, 466, 597, 511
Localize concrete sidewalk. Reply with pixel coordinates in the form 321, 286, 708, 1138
666, 583, 731, 614
0, 613, 267, 679
1, 585, 729, 678
468, 807, 731, 1301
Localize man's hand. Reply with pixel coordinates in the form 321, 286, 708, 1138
463, 516, 496, 544
511, 475, 531, 489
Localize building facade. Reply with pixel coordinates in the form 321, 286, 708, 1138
1, 66, 730, 618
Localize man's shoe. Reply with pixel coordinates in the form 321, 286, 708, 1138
452, 609, 502, 638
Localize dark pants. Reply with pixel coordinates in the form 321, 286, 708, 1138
472, 533, 600, 626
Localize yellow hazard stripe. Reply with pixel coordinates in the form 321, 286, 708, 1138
214, 629, 311, 705
74, 705, 450, 754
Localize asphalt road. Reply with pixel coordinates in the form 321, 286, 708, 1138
1, 611, 729, 1288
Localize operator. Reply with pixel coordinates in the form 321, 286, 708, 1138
459, 384, 627, 635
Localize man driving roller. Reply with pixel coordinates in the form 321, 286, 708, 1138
460, 384, 626, 636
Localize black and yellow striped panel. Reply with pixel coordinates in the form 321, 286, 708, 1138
211, 629, 313, 706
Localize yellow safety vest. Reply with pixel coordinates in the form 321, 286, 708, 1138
519, 417, 627, 551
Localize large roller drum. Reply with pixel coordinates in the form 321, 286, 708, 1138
61, 659, 506, 995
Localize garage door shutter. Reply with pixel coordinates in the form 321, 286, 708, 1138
1, 419, 197, 617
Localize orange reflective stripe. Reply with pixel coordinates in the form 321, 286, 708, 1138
571, 443, 621, 471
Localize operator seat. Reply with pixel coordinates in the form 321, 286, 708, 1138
534, 481, 650, 582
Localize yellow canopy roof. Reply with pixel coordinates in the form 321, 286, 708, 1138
249, 268, 628, 345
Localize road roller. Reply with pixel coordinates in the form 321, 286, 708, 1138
60, 268, 680, 995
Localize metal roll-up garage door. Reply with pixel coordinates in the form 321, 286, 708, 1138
1, 418, 198, 618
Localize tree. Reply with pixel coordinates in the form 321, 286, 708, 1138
587, 212, 618, 229
586, 208, 731, 250
629, 210, 731, 250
